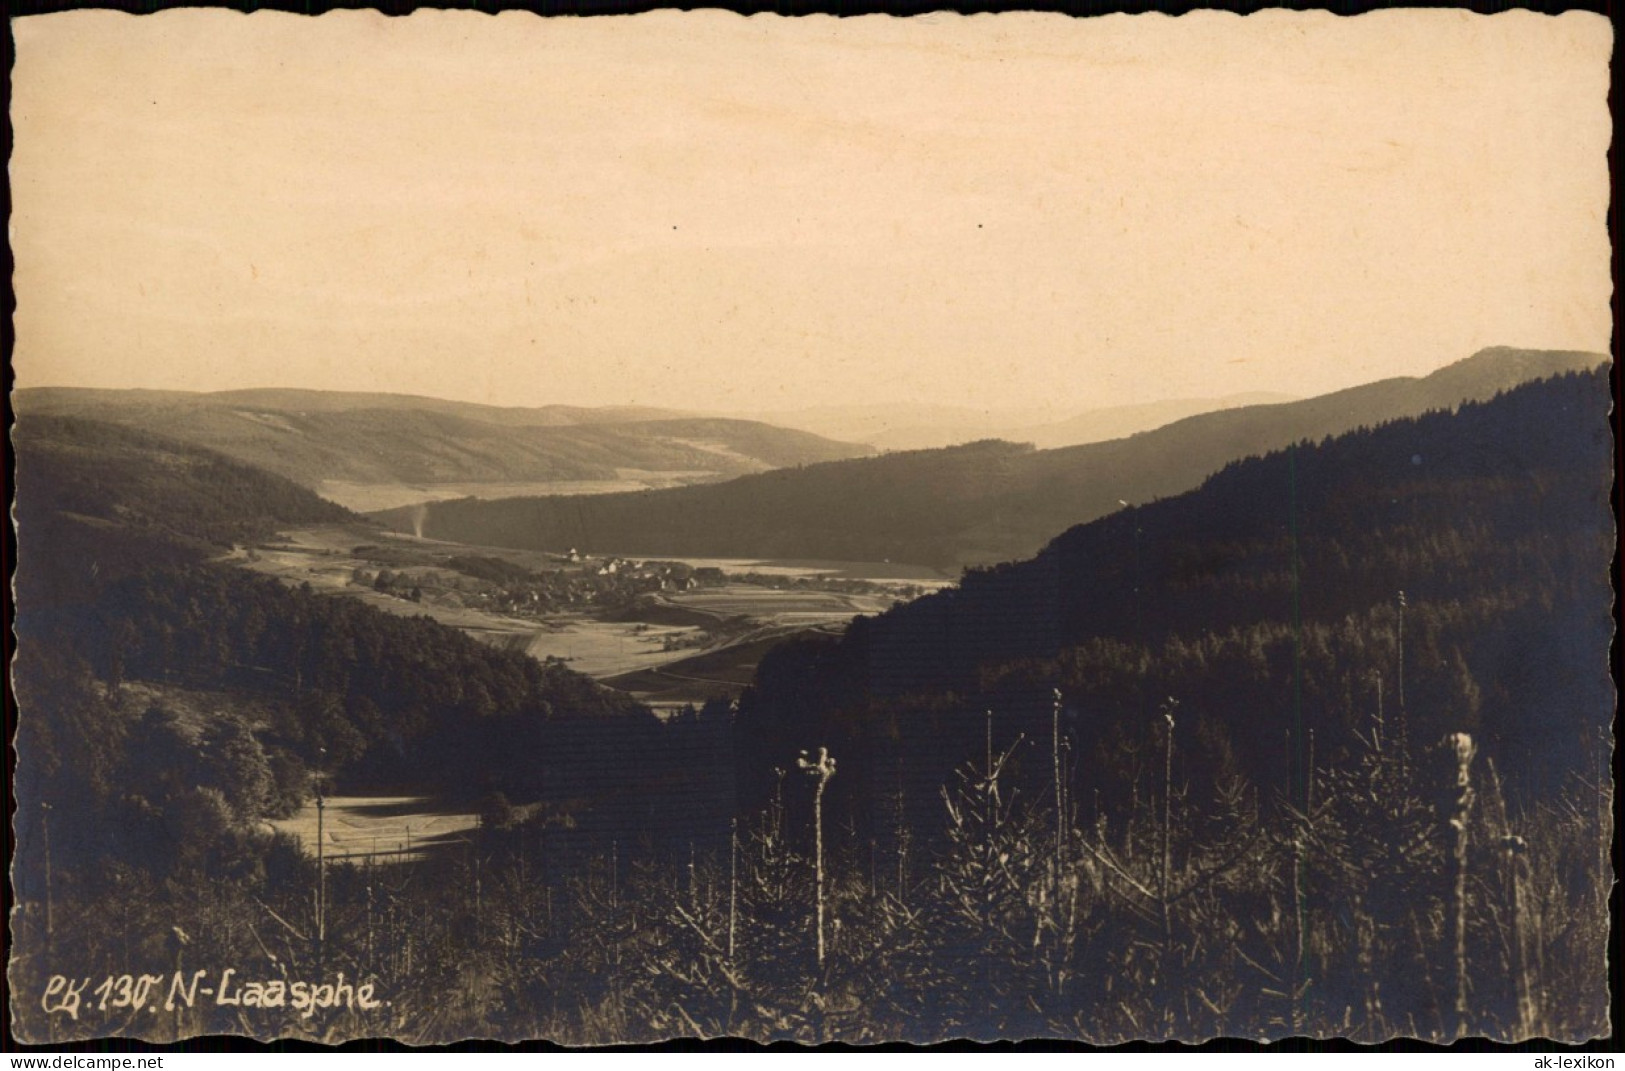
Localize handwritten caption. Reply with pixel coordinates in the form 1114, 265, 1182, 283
41, 970, 384, 1022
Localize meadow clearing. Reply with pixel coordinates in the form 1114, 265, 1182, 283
268, 796, 481, 864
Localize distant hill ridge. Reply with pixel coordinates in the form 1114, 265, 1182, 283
14, 388, 874, 490
16, 386, 694, 426
387, 347, 1606, 569
767, 391, 1299, 451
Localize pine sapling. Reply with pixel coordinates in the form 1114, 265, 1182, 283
798, 747, 837, 967
1447, 732, 1476, 1038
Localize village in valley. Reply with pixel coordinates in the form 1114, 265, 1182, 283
235, 523, 945, 713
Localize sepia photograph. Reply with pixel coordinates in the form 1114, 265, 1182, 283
6, 8, 1615, 1046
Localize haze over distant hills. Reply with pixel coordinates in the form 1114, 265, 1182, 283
754, 392, 1297, 451
16, 386, 697, 426
13, 387, 873, 508
386, 347, 1608, 570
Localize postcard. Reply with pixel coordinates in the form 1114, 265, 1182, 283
8, 9, 1613, 1045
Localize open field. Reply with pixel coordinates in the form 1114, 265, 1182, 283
269, 796, 479, 864
239, 537, 712, 678
605, 629, 834, 712
514, 615, 709, 677
516, 586, 899, 680
318, 470, 722, 513
673, 586, 895, 618
237, 530, 550, 638
228, 524, 935, 698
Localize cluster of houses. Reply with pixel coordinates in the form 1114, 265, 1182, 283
357, 551, 729, 617
573, 552, 725, 593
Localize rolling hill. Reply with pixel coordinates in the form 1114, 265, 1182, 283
11, 414, 361, 607
12, 388, 874, 495
386, 347, 1606, 570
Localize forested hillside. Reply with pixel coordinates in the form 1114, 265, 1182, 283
397, 347, 1604, 569
12, 415, 358, 609
683, 369, 1610, 1042
733, 368, 1612, 815
11, 417, 719, 940
383, 438, 1039, 566
14, 414, 355, 546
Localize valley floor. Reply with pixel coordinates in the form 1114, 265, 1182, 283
229, 524, 944, 711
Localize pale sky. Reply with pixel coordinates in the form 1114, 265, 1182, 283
9, 10, 1613, 413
